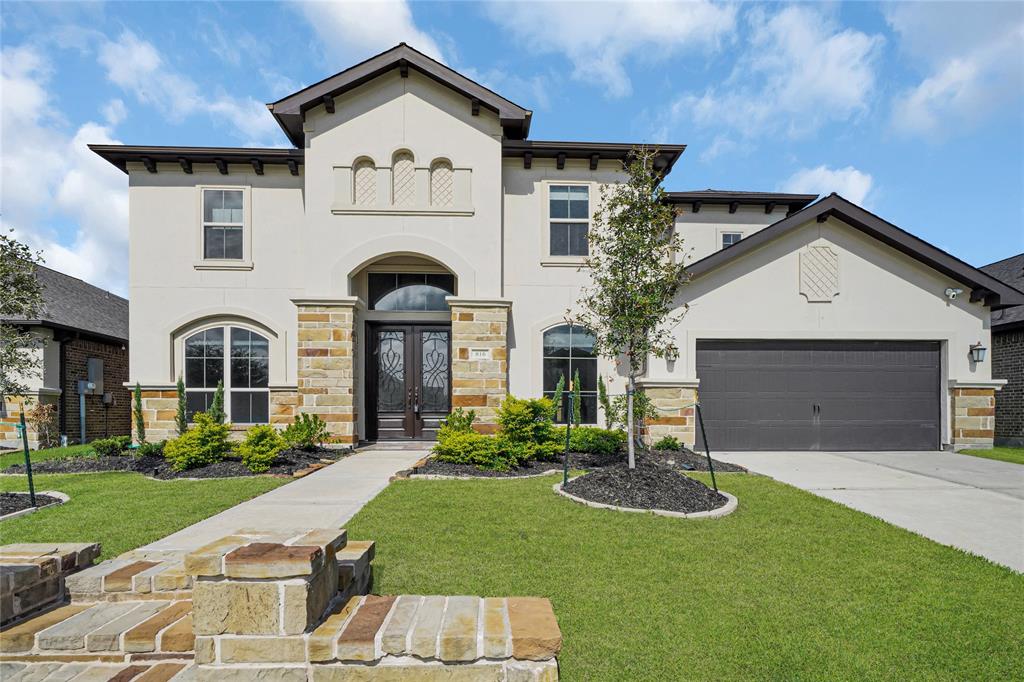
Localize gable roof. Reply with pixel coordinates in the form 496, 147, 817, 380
981, 254, 1024, 329
2, 265, 128, 343
685, 193, 1024, 310
268, 43, 533, 147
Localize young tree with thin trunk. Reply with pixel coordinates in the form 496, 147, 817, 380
0, 230, 45, 418
571, 148, 687, 469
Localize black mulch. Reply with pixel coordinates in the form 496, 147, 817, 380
407, 451, 624, 478
647, 448, 747, 473
1, 492, 62, 516
0, 446, 349, 479
562, 452, 728, 514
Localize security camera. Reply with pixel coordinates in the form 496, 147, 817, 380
945, 287, 963, 300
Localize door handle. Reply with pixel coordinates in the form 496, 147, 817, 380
413, 387, 420, 414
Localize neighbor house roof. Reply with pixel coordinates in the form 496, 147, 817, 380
685, 193, 1024, 310
502, 140, 686, 175
981, 253, 1024, 329
268, 43, 534, 146
2, 265, 128, 343
664, 189, 818, 213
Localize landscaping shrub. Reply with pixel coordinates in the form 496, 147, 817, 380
175, 376, 188, 436
27, 402, 59, 449
238, 425, 285, 473
208, 381, 226, 424
610, 390, 658, 431
432, 430, 507, 470
137, 440, 165, 458
653, 435, 682, 451
133, 382, 145, 444
497, 396, 556, 445
554, 426, 626, 455
90, 435, 132, 457
282, 413, 329, 451
163, 412, 230, 471
442, 407, 476, 433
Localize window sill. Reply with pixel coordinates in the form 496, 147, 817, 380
193, 260, 254, 271
331, 205, 474, 217
540, 257, 589, 268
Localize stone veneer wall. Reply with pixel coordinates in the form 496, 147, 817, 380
295, 300, 359, 444
1, 395, 57, 450
951, 387, 996, 449
136, 389, 179, 443
449, 300, 510, 432
992, 328, 1023, 446
642, 384, 697, 446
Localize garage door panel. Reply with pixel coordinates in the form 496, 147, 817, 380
696, 340, 940, 451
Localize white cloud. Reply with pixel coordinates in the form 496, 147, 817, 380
97, 31, 283, 146
886, 2, 1024, 137
1, 46, 129, 294
780, 165, 873, 206
657, 5, 883, 146
484, 0, 736, 98
294, 0, 444, 64
102, 98, 127, 126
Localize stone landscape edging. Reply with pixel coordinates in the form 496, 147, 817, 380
553, 480, 738, 519
0, 489, 69, 521
408, 469, 562, 480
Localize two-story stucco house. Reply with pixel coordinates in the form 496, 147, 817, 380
91, 44, 1022, 451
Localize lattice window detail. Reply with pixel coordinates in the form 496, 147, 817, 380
430, 160, 454, 207
392, 151, 415, 206
799, 245, 840, 302
353, 160, 376, 206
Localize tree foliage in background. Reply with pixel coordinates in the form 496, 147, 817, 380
571, 148, 687, 468
175, 376, 188, 436
0, 230, 45, 416
133, 383, 146, 443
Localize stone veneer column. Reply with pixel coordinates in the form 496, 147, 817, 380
293, 298, 361, 445
137, 389, 179, 442
447, 298, 511, 432
641, 381, 698, 447
951, 384, 999, 449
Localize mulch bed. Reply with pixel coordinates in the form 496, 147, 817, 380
0, 492, 62, 516
648, 448, 747, 473
407, 451, 624, 478
562, 452, 729, 514
1, 447, 348, 479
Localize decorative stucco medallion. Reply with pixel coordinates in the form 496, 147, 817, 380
799, 244, 839, 302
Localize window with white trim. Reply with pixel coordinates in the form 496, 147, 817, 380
721, 232, 742, 249
549, 185, 589, 257
202, 189, 244, 260
542, 324, 598, 424
184, 326, 269, 423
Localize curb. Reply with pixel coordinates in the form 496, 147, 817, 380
553, 480, 738, 519
0, 490, 69, 521
409, 470, 561, 481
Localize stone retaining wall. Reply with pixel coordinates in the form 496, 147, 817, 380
1, 543, 100, 627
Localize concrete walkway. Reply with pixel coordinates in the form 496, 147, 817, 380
145, 447, 426, 552
715, 450, 1024, 572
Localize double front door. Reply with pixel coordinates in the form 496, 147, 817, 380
367, 324, 451, 440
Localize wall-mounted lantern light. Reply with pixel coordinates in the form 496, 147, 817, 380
969, 343, 987, 363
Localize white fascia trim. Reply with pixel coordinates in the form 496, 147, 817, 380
445, 297, 513, 308
948, 379, 1008, 390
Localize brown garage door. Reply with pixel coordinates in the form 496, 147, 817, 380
695, 340, 941, 451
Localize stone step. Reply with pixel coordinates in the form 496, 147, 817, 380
0, 661, 194, 681
65, 552, 192, 603
1, 544, 101, 627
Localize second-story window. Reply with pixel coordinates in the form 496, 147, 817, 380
203, 189, 244, 260
721, 232, 742, 249
549, 185, 589, 257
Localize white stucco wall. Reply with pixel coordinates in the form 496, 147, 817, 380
674, 204, 783, 264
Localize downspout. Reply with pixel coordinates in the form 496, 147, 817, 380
58, 334, 67, 437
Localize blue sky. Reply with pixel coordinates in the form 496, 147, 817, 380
2, 1, 1022, 294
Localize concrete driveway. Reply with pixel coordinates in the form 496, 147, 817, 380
714, 450, 1024, 572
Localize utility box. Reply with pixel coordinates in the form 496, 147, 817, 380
87, 358, 104, 394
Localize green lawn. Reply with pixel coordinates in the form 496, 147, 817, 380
0, 472, 284, 559
0, 444, 94, 469
961, 446, 1024, 466
346, 473, 1024, 681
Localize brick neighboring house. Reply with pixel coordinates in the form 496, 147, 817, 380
982, 254, 1024, 447
1, 266, 130, 449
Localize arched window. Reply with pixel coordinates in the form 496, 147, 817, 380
392, 150, 415, 206
542, 324, 597, 424
367, 272, 455, 311
429, 159, 454, 207
184, 326, 269, 424
353, 158, 376, 206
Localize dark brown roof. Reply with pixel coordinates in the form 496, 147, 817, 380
502, 140, 686, 174
268, 43, 533, 147
90, 145, 303, 175
2, 265, 128, 343
982, 253, 1024, 329
686, 193, 1024, 310
665, 189, 818, 210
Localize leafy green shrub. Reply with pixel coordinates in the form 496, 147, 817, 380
163, 412, 230, 471
553, 426, 626, 455
497, 396, 556, 445
442, 407, 476, 433
432, 431, 508, 470
90, 435, 132, 457
281, 413, 329, 451
133, 382, 146, 444
610, 390, 658, 430
175, 375, 188, 436
653, 435, 682, 451
238, 425, 285, 473
550, 374, 565, 421
208, 381, 226, 424
137, 440, 165, 458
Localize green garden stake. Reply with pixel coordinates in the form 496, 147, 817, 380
694, 402, 717, 493
563, 381, 574, 487
19, 409, 37, 506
